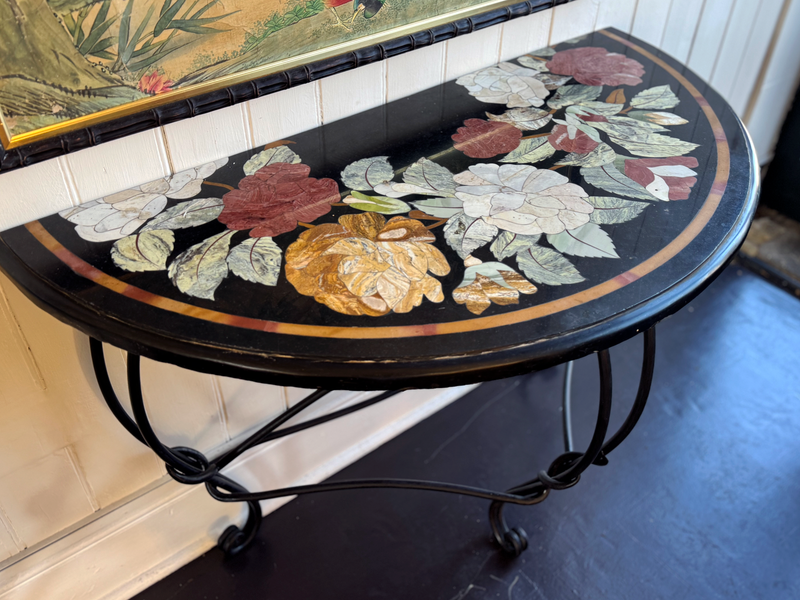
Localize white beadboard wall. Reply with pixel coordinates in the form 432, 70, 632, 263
0, 0, 798, 597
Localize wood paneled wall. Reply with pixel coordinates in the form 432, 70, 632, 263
0, 0, 798, 594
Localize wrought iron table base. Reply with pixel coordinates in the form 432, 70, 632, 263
89, 327, 655, 558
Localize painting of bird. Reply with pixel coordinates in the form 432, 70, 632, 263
324, 0, 356, 29
353, 0, 387, 20
324, 0, 387, 29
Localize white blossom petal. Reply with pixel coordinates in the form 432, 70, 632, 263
538, 216, 567, 234
119, 218, 147, 236
489, 192, 527, 214
458, 193, 495, 218
67, 203, 117, 226
95, 210, 136, 233
453, 164, 595, 237
453, 170, 486, 186
646, 175, 670, 200
61, 185, 169, 242
74, 225, 127, 242
458, 65, 549, 108
468, 164, 503, 186
485, 213, 543, 235
546, 183, 588, 198
516, 203, 560, 218
559, 210, 591, 230
139, 195, 169, 219
113, 192, 162, 213
526, 194, 564, 209
457, 185, 503, 196
556, 195, 594, 214
196, 162, 217, 179
647, 165, 697, 177
164, 169, 195, 195
497, 164, 538, 189
139, 179, 170, 195
168, 179, 204, 199
520, 169, 569, 194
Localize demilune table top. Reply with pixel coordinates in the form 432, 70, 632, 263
0, 29, 758, 390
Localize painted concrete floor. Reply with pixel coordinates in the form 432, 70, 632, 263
135, 265, 800, 600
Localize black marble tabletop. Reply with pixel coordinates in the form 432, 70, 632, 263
0, 29, 758, 389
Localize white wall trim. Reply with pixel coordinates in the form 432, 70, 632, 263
0, 385, 475, 600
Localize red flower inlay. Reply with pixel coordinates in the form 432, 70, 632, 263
452, 119, 522, 159
546, 47, 645, 87
548, 124, 599, 154
138, 72, 174, 95
580, 113, 608, 123
625, 157, 700, 200
219, 163, 340, 237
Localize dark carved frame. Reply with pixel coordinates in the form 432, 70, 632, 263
0, 0, 572, 173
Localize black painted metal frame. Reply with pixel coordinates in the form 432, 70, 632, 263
0, 0, 572, 172
89, 326, 655, 557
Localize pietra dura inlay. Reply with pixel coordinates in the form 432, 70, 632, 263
0, 30, 757, 389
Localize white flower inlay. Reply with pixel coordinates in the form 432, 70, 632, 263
60, 158, 228, 242
456, 63, 549, 108
454, 164, 594, 236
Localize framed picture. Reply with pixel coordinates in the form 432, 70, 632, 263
0, 0, 568, 170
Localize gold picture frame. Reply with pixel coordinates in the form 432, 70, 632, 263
0, 0, 564, 158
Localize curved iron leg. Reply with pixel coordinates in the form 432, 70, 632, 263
90, 329, 655, 558
91, 341, 409, 556
124, 354, 264, 555
90, 339, 266, 555
562, 360, 575, 453
488, 348, 614, 556
90, 338, 144, 444
93, 346, 276, 555
601, 327, 656, 456
489, 326, 656, 556
192, 347, 613, 555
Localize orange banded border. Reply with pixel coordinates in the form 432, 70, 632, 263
24, 31, 732, 341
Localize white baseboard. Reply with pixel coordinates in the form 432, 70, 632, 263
0, 385, 476, 600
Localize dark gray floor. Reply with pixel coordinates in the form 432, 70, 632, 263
135, 265, 800, 600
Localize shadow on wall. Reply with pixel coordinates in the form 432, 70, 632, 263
761, 84, 800, 223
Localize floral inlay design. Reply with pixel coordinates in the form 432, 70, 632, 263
623, 157, 699, 200
219, 163, 340, 238
455, 63, 549, 108
60, 40, 702, 316
59, 158, 227, 242
285, 213, 450, 316
548, 123, 600, 154
452, 119, 522, 159
546, 47, 645, 87
453, 262, 538, 315
454, 165, 594, 236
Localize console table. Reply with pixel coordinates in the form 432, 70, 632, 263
0, 29, 757, 559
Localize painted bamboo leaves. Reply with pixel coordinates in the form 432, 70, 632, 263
58, 0, 237, 79
58, 41, 702, 317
